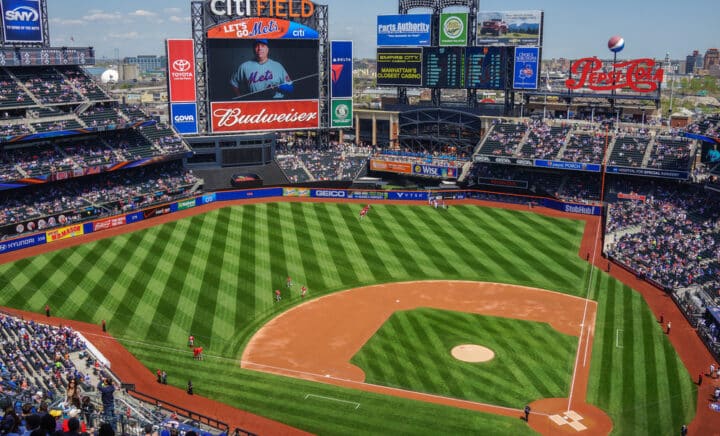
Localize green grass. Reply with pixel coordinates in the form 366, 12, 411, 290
0, 203, 696, 435
352, 309, 578, 408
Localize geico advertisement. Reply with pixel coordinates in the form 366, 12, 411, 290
210, 100, 319, 133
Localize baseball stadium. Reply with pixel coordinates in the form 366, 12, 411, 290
0, 1, 719, 435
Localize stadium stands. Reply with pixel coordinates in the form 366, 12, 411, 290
477, 121, 527, 156
608, 133, 650, 167
561, 131, 607, 164
518, 121, 570, 160
647, 136, 693, 171
13, 67, 84, 105
0, 68, 33, 108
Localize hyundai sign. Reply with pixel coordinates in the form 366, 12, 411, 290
1, 0, 43, 43
171, 103, 199, 135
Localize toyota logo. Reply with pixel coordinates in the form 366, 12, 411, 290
173, 59, 191, 72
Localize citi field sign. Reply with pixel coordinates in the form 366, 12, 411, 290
208, 0, 315, 19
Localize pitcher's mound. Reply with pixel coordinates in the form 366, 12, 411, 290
451, 344, 495, 363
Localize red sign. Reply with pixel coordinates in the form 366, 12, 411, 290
207, 18, 291, 39
369, 159, 412, 174
167, 39, 197, 102
93, 216, 127, 232
617, 192, 647, 202
211, 100, 319, 133
565, 57, 664, 92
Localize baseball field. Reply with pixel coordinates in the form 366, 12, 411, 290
0, 201, 697, 435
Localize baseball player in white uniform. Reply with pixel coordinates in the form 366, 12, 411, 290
230, 38, 293, 99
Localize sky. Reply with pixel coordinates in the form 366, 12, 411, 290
46, 0, 719, 61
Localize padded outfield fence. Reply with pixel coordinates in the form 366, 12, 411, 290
0, 188, 602, 257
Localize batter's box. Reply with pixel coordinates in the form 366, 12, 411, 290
549, 411, 588, 432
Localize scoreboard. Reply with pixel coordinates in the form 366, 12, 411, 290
0, 47, 95, 66
422, 47, 465, 88
466, 47, 505, 90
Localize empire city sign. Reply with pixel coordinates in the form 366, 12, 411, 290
209, 0, 315, 19
565, 57, 664, 93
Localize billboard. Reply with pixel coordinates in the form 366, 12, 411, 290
369, 159, 412, 174
466, 46, 506, 90
331, 41, 352, 98
376, 48, 422, 87
412, 164, 459, 178
1, 0, 42, 43
423, 47, 465, 88
439, 12, 468, 46
477, 11, 542, 46
170, 103, 199, 135
513, 47, 539, 89
166, 39, 197, 102
206, 21, 319, 134
331, 99, 353, 128
377, 14, 431, 46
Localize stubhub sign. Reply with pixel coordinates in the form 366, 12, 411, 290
171, 103, 198, 135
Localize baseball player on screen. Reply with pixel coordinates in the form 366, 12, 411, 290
230, 38, 294, 100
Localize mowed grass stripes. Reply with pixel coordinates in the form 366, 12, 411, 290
0, 203, 696, 435
351, 309, 577, 408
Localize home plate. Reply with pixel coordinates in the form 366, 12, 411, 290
549, 411, 588, 432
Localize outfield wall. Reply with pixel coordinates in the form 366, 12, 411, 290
0, 188, 601, 256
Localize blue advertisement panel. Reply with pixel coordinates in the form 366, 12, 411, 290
541, 199, 601, 216
125, 212, 144, 224
534, 160, 601, 172
215, 188, 282, 201
377, 14, 431, 46
1, 0, 43, 43
0, 232, 46, 255
412, 164, 459, 178
513, 47, 539, 90
200, 193, 217, 204
331, 41, 353, 98
388, 191, 429, 201
170, 103, 198, 135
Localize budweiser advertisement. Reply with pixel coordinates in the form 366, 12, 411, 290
166, 39, 197, 102
211, 100, 319, 133
565, 57, 664, 93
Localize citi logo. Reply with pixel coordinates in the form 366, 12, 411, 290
174, 114, 195, 123
173, 59, 192, 72
5, 6, 39, 22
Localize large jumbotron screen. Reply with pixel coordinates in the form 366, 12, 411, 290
205, 18, 320, 134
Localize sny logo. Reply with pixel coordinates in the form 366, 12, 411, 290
5, 6, 39, 22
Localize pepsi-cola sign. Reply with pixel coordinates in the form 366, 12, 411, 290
565, 57, 664, 93
1, 0, 43, 43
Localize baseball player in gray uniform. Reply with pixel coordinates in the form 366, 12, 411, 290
230, 38, 294, 100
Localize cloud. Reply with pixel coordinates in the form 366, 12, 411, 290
130, 9, 156, 17
164, 7, 182, 14
108, 31, 140, 40
50, 18, 84, 26
169, 16, 190, 23
83, 11, 124, 21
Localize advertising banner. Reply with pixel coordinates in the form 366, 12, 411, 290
477, 11, 542, 46
200, 193, 216, 205
170, 103, 199, 135
331, 41, 353, 98
283, 188, 310, 197
388, 191, 428, 201
476, 177, 529, 189
166, 39, 197, 103
93, 216, 127, 232
534, 160, 601, 172
46, 224, 84, 243
1, 0, 43, 43
207, 18, 318, 40
176, 198, 197, 211
331, 99, 353, 128
617, 192, 647, 201
210, 100, 319, 133
513, 47, 539, 90
466, 46, 506, 90
143, 205, 171, 220
370, 159, 412, 174
473, 155, 534, 166
0, 233, 46, 255
606, 166, 689, 180
377, 14, 431, 46
125, 212, 144, 224
412, 164, 459, 178
439, 13, 468, 46
376, 48, 423, 87
348, 191, 388, 200
0, 212, 81, 237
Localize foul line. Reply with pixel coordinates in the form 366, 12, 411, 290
304, 394, 360, 409
567, 217, 602, 411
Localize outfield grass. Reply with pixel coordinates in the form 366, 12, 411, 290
0, 203, 696, 435
352, 309, 578, 408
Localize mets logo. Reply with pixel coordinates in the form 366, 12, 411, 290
173, 59, 192, 72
